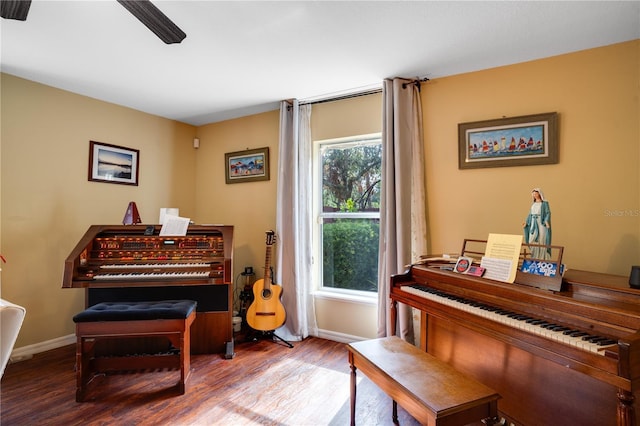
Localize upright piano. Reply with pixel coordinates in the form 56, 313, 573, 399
391, 263, 640, 425
63, 224, 234, 354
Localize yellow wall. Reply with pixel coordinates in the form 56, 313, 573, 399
1, 40, 638, 350
192, 95, 383, 340
423, 40, 639, 274
194, 111, 280, 306
311, 94, 383, 141
1, 74, 198, 347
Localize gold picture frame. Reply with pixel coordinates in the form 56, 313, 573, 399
224, 147, 270, 184
458, 112, 558, 169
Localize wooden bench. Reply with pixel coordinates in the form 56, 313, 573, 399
73, 300, 197, 402
347, 336, 501, 426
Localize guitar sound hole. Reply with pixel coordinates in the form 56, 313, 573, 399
262, 289, 272, 299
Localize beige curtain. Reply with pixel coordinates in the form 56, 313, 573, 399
275, 100, 317, 341
377, 78, 428, 342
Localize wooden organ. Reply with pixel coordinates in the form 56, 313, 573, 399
390, 262, 640, 425
63, 224, 234, 354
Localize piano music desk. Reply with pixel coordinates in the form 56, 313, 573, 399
73, 300, 197, 402
347, 337, 501, 426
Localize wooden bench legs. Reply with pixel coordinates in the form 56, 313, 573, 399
75, 311, 195, 402
350, 362, 357, 426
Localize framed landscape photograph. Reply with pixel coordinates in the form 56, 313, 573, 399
88, 141, 139, 186
458, 112, 558, 169
225, 147, 270, 184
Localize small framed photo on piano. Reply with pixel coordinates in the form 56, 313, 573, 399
88, 141, 139, 186
454, 257, 474, 274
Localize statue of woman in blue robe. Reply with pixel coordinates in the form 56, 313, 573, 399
523, 188, 552, 259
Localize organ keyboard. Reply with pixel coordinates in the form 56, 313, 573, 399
63, 224, 231, 288
63, 224, 234, 354
390, 263, 640, 426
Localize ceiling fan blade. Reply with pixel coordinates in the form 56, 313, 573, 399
117, 0, 186, 44
1, 0, 32, 21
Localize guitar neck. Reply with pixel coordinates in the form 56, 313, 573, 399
264, 245, 272, 289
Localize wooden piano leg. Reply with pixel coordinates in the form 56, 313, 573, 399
617, 388, 636, 426
392, 296, 427, 350
420, 310, 428, 351
390, 299, 397, 336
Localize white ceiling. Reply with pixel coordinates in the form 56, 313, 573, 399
1, 1, 639, 126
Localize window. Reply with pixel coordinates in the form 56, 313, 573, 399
313, 134, 382, 295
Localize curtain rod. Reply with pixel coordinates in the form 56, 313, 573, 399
402, 77, 430, 91
299, 87, 382, 106
296, 76, 430, 106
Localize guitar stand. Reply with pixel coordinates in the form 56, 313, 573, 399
247, 329, 293, 348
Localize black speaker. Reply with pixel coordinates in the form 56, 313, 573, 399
630, 265, 640, 289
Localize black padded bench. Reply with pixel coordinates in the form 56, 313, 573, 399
73, 300, 197, 402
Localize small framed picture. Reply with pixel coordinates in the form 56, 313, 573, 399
88, 141, 139, 186
454, 257, 474, 274
224, 147, 270, 184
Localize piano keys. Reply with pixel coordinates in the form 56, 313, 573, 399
390, 264, 640, 426
400, 284, 618, 355
63, 224, 234, 354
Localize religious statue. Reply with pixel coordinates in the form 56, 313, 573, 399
523, 188, 552, 259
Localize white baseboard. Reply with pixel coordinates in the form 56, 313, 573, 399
316, 328, 367, 344
10, 334, 75, 363
9, 330, 366, 364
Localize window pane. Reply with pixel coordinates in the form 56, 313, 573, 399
322, 218, 379, 292
321, 143, 381, 213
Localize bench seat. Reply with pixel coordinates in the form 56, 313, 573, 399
73, 300, 197, 402
347, 336, 501, 426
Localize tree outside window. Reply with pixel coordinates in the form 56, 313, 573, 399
316, 136, 381, 293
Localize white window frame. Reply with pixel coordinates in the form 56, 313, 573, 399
311, 133, 382, 302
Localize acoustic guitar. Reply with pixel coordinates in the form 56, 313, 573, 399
246, 230, 286, 331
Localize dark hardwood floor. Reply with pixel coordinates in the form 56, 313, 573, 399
1, 336, 421, 425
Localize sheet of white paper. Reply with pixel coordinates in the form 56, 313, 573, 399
159, 208, 179, 224
482, 233, 523, 283
480, 257, 514, 282
159, 214, 190, 236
